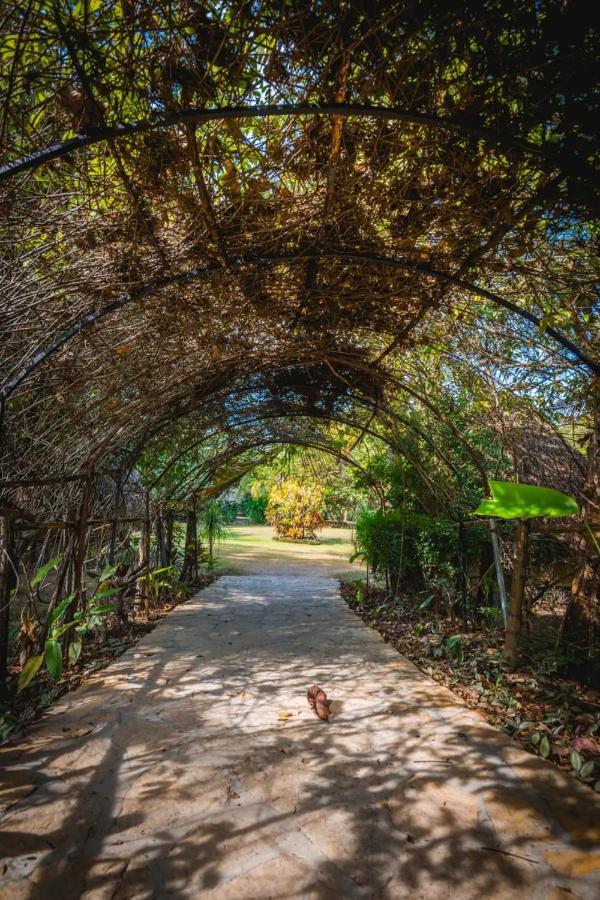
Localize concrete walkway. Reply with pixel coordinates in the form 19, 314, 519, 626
1, 576, 599, 899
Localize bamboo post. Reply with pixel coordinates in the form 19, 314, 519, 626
504, 518, 530, 667
193, 493, 199, 584
165, 508, 175, 566
108, 472, 122, 565
0, 513, 16, 698
181, 505, 197, 584
38, 532, 75, 651
141, 489, 151, 615
156, 512, 167, 568
65, 470, 93, 655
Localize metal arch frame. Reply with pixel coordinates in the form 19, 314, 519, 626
107, 390, 466, 509
2, 249, 597, 411
162, 433, 385, 506
0, 102, 579, 185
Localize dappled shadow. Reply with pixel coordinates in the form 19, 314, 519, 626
1, 576, 599, 898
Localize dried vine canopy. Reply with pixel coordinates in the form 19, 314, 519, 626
0, 1, 598, 497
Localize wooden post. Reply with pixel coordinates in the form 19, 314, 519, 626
193, 493, 199, 584
38, 533, 75, 651
504, 518, 529, 667
165, 508, 175, 566
0, 513, 16, 698
65, 472, 92, 655
181, 504, 197, 584
564, 408, 599, 645
156, 512, 167, 568
108, 472, 122, 565
140, 489, 151, 615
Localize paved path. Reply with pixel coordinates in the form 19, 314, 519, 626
1, 576, 599, 899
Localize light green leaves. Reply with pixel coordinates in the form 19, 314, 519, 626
571, 750, 595, 780
473, 481, 578, 520
48, 592, 75, 626
17, 654, 44, 692
17, 637, 63, 692
44, 640, 62, 680
68, 641, 82, 664
31, 556, 62, 588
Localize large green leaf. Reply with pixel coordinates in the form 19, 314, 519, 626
48, 592, 75, 626
17, 654, 44, 692
44, 640, 63, 680
31, 556, 62, 588
473, 481, 578, 520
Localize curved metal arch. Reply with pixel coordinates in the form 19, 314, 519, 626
154, 405, 464, 495
2, 250, 596, 410
164, 427, 450, 512
146, 408, 389, 489
125, 396, 460, 511
163, 433, 386, 505
0, 102, 560, 184
106, 357, 467, 496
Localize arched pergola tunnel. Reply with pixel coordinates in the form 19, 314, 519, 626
0, 1, 598, 691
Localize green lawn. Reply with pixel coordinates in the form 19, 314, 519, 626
215, 523, 365, 579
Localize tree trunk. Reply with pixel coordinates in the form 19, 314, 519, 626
504, 518, 529, 667
489, 518, 508, 626
0, 514, 16, 698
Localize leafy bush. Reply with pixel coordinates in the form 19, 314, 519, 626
243, 494, 268, 524
199, 500, 229, 563
266, 480, 325, 541
354, 508, 416, 591
354, 508, 489, 596
219, 500, 238, 524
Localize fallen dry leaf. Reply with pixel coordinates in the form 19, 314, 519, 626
277, 711, 294, 720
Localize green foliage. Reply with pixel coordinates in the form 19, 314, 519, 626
142, 565, 178, 602
17, 654, 44, 692
31, 556, 62, 588
44, 640, 62, 680
354, 508, 410, 590
17, 587, 118, 692
243, 493, 268, 524
446, 635, 464, 663
354, 508, 485, 596
199, 501, 229, 562
474, 481, 578, 520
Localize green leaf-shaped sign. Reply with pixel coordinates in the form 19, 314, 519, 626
473, 480, 578, 520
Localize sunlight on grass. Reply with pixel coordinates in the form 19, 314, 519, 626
216, 524, 363, 578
